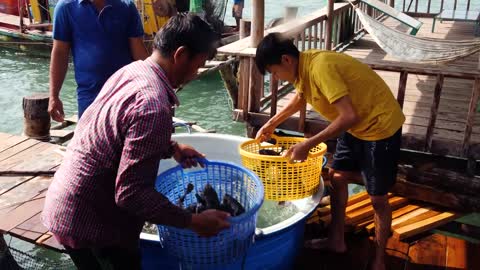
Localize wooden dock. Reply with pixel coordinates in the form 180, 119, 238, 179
1, 132, 479, 269
0, 133, 64, 252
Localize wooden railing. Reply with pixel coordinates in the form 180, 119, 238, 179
399, 0, 477, 17
362, 60, 480, 159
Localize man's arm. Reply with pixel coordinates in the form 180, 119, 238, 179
255, 92, 305, 141
284, 95, 359, 161
127, 1, 148, 61
129, 37, 149, 61
48, 40, 70, 122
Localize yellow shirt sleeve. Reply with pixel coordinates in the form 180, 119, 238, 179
312, 63, 349, 104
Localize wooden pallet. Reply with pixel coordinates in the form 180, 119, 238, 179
307, 191, 463, 241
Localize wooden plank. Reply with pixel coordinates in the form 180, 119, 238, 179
9, 213, 48, 242
390, 207, 432, 228
392, 209, 441, 230
364, 204, 421, 233
0, 191, 46, 233
424, 74, 444, 152
407, 234, 447, 270
394, 212, 462, 240
0, 176, 50, 216
0, 176, 33, 196
0, 135, 36, 157
446, 236, 467, 269
50, 129, 74, 140
385, 235, 411, 269
345, 197, 408, 225
346, 191, 370, 206
0, 141, 61, 171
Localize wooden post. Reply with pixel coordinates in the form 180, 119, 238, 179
245, 0, 264, 137
388, 0, 395, 8
238, 19, 251, 118
424, 74, 444, 152
462, 78, 480, 157
250, 0, 264, 48
239, 19, 251, 39
22, 93, 51, 141
284, 6, 298, 22
325, 0, 334, 50
219, 64, 239, 109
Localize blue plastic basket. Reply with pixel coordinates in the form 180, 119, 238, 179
155, 159, 264, 266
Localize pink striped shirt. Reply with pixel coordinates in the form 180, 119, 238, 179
42, 58, 191, 248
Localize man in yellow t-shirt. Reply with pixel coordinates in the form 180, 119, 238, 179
255, 33, 405, 270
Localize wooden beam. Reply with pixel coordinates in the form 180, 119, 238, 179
363, 59, 480, 80
398, 165, 480, 198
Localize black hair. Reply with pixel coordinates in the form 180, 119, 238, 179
153, 13, 219, 60
255, 32, 300, 75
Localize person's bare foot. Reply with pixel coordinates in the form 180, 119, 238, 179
304, 238, 347, 253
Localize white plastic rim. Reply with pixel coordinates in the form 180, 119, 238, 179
140, 133, 323, 241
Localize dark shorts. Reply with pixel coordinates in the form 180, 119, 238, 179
331, 129, 402, 196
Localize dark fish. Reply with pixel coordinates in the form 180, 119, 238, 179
183, 184, 246, 216
221, 194, 245, 216
259, 147, 285, 156
195, 193, 206, 205
177, 183, 194, 207
201, 184, 221, 210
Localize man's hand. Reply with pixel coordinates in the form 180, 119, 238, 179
282, 141, 311, 162
48, 97, 65, 122
173, 143, 206, 168
255, 122, 276, 142
189, 209, 230, 237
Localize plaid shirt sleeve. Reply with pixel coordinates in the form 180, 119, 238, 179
114, 95, 192, 228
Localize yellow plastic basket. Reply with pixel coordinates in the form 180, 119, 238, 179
239, 135, 327, 201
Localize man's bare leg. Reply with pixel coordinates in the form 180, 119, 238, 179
305, 170, 362, 252
370, 195, 391, 270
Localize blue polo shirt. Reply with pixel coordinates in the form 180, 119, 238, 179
53, 0, 144, 117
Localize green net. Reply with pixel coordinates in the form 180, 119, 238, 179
1, 246, 75, 270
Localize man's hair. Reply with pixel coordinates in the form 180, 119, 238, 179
255, 32, 300, 75
153, 14, 219, 59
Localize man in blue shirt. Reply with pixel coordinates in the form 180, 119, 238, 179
48, 0, 149, 122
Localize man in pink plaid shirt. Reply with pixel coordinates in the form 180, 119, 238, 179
42, 14, 229, 269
